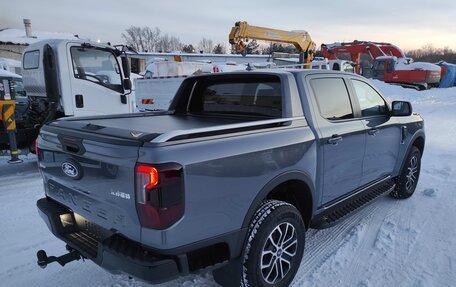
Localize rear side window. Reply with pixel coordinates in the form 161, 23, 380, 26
310, 78, 353, 120
23, 50, 40, 69
189, 77, 282, 118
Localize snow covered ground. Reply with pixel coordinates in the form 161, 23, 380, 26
0, 82, 455, 286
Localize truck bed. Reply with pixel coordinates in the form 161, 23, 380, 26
45, 112, 285, 144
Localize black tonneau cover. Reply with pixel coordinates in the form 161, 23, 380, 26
42, 112, 254, 144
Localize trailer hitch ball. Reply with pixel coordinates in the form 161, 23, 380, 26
36, 248, 82, 268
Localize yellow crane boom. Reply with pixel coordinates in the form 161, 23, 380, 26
229, 21, 316, 65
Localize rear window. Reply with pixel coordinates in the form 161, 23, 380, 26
188, 77, 282, 118
23, 50, 40, 69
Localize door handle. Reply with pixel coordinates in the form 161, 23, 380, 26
327, 135, 343, 145
75, 94, 84, 108
368, 128, 379, 136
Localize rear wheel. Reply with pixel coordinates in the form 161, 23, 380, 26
391, 146, 421, 199
241, 200, 305, 287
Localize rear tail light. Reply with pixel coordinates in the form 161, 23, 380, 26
135, 163, 184, 229
35, 137, 40, 158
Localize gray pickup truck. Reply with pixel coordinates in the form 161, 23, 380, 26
35, 70, 424, 287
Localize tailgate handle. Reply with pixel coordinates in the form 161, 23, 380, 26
58, 136, 86, 155
63, 143, 80, 154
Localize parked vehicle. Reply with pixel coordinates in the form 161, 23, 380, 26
35, 70, 424, 287
229, 21, 316, 66
0, 70, 31, 152
0, 39, 133, 153
321, 41, 441, 89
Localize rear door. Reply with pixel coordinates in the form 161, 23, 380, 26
307, 75, 366, 204
37, 126, 142, 240
349, 78, 401, 185
66, 43, 131, 116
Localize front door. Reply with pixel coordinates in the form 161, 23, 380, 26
350, 79, 401, 185
308, 76, 366, 205
373, 60, 386, 81
67, 44, 130, 116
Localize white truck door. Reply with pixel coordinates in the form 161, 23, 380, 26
67, 44, 132, 116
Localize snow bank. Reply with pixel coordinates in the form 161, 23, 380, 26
0, 28, 78, 45
376, 56, 441, 72
396, 61, 441, 72
0, 69, 21, 78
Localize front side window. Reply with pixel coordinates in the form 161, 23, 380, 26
70, 47, 122, 93
351, 80, 387, 117
374, 60, 385, 73
23, 50, 40, 69
310, 78, 354, 120
10, 78, 26, 98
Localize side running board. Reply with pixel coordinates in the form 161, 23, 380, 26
311, 179, 395, 229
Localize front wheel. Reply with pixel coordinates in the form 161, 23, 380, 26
391, 146, 421, 199
241, 200, 305, 287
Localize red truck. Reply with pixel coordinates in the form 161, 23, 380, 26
321, 41, 441, 90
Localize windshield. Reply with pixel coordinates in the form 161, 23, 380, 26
70, 46, 123, 93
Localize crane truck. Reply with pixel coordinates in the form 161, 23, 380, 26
0, 39, 134, 155
229, 21, 316, 67
321, 41, 441, 90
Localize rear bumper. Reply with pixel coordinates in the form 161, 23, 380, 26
37, 198, 183, 284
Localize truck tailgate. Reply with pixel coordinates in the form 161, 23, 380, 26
37, 125, 142, 241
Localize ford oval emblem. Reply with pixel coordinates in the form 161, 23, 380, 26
61, 160, 83, 180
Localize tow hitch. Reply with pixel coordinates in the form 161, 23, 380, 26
36, 246, 82, 268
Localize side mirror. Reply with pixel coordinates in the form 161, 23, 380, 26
123, 78, 132, 91
120, 94, 127, 104
43, 44, 61, 102
121, 57, 131, 78
391, 101, 412, 116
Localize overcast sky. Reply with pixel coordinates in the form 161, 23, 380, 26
1, 0, 455, 51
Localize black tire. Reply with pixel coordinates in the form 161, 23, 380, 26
391, 146, 421, 199
241, 200, 305, 287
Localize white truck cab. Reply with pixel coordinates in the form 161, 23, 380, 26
22, 39, 135, 118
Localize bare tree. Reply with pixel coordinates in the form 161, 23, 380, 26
198, 38, 214, 53
122, 26, 182, 53
157, 34, 170, 52
122, 26, 144, 51
142, 27, 161, 52
406, 44, 456, 63
169, 36, 183, 52
212, 43, 227, 54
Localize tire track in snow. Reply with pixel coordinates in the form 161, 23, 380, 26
345, 198, 402, 287
292, 201, 389, 286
